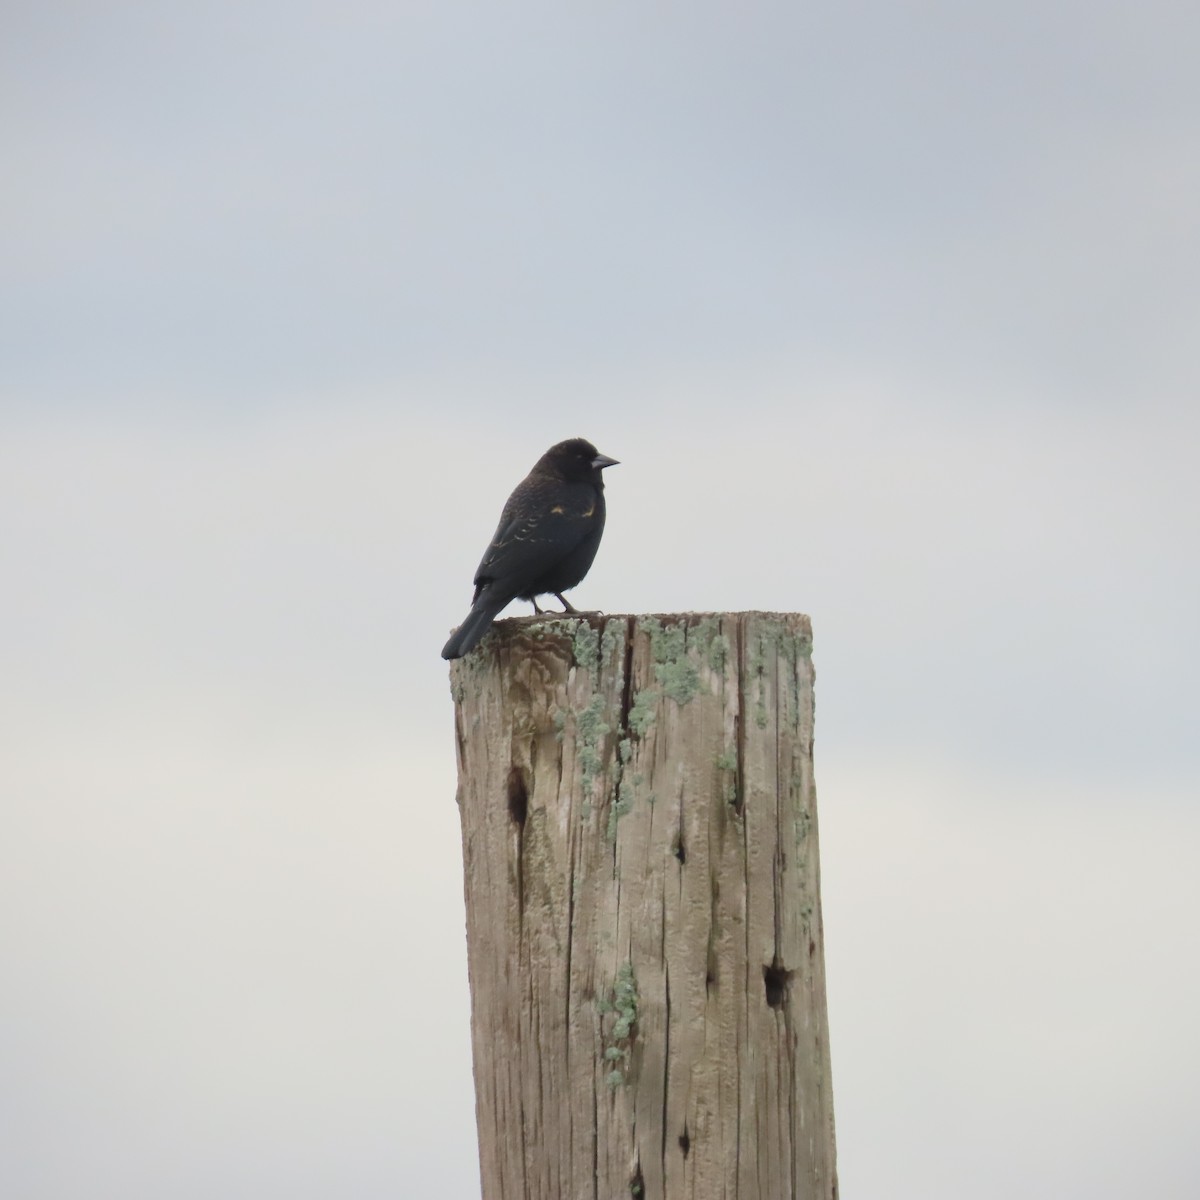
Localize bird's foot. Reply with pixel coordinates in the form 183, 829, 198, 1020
556, 595, 603, 617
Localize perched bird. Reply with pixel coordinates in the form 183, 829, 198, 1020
441, 438, 619, 660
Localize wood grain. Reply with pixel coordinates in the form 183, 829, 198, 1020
450, 612, 837, 1200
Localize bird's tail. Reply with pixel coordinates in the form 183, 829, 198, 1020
441, 597, 507, 660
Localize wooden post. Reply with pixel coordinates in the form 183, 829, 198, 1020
449, 612, 837, 1200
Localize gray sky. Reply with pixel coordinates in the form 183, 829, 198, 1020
3, 3, 1198, 1197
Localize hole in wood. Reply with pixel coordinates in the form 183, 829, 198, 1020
763, 960, 793, 1009
672, 836, 686, 864
679, 1127, 691, 1158
506, 767, 528, 827
629, 1166, 645, 1197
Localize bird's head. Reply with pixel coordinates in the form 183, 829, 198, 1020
539, 438, 620, 482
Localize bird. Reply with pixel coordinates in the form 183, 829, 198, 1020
441, 438, 619, 660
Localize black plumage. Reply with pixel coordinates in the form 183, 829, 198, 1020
441, 438, 619, 660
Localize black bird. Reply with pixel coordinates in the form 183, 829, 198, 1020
441, 438, 619, 660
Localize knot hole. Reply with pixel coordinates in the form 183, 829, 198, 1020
763, 959, 793, 1009
506, 767, 528, 827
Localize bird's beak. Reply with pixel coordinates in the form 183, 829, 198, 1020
592, 454, 619, 470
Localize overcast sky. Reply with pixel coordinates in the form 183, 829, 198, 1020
3, 3, 1198, 1198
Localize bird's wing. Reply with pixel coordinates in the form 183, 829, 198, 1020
472, 478, 599, 588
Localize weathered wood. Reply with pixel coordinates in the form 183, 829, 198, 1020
449, 612, 837, 1200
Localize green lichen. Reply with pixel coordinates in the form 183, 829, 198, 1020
793, 804, 813, 845
747, 617, 814, 726
688, 615, 730, 676
749, 631, 771, 729
601, 961, 639, 1086
524, 617, 577, 644
640, 617, 702, 705
708, 633, 731, 673
627, 687, 659, 736
656, 655, 701, 705
639, 616, 683, 662
775, 623, 811, 723
612, 962, 638, 1036
605, 790, 631, 841
576, 694, 611, 790
552, 707, 567, 742
716, 746, 740, 806
601, 618, 628, 672
572, 620, 600, 670
606, 757, 636, 840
